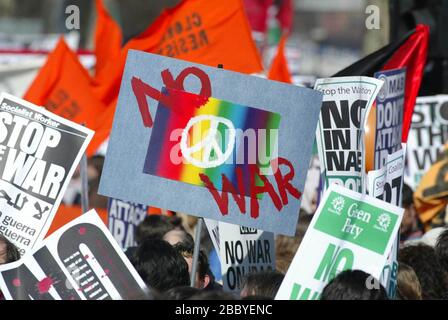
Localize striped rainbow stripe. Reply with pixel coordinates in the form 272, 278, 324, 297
143, 88, 280, 195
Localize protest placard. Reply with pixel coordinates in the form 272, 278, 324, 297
405, 95, 448, 190
368, 146, 406, 207
107, 198, 148, 250
0, 93, 93, 255
0, 210, 148, 300
98, 51, 323, 236
373, 68, 405, 170
275, 184, 403, 300
219, 221, 275, 293
315, 76, 383, 193
204, 218, 220, 255
368, 146, 405, 298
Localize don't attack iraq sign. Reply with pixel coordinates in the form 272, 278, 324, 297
276, 184, 403, 300
0, 93, 93, 255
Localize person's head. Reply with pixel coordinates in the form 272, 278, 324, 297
173, 241, 211, 289
435, 228, 448, 272
162, 286, 200, 300
399, 244, 448, 299
401, 184, 419, 236
396, 263, 422, 300
163, 229, 194, 246
275, 212, 312, 272
135, 215, 175, 244
87, 155, 104, 181
320, 270, 388, 300
0, 235, 20, 264
240, 270, 284, 299
132, 238, 190, 294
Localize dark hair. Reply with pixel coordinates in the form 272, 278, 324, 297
399, 244, 448, 299
320, 270, 388, 300
0, 235, 20, 264
173, 241, 210, 281
88, 155, 105, 175
162, 286, 200, 300
188, 290, 236, 300
435, 228, 448, 272
241, 270, 284, 299
133, 239, 190, 293
167, 231, 194, 248
402, 184, 414, 208
135, 215, 175, 244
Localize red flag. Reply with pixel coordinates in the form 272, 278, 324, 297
276, 0, 293, 32
334, 24, 429, 143
380, 24, 429, 142
94, 0, 122, 79
243, 0, 273, 33
268, 34, 291, 83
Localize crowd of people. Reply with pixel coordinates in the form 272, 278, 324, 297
0, 153, 447, 300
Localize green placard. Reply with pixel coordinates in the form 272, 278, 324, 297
314, 190, 398, 255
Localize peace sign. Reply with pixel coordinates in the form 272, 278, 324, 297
180, 115, 236, 168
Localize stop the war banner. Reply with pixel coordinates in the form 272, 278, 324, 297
0, 93, 93, 255
99, 51, 323, 236
373, 68, 405, 170
107, 198, 148, 250
0, 210, 148, 300
406, 95, 448, 190
315, 76, 383, 193
219, 222, 275, 293
275, 184, 403, 300
368, 146, 405, 298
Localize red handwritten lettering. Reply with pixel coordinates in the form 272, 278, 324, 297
200, 157, 302, 219
131, 67, 211, 128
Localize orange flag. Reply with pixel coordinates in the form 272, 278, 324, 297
94, 0, 263, 106
94, 0, 122, 79
24, 38, 108, 155
268, 35, 292, 83
130, 0, 262, 73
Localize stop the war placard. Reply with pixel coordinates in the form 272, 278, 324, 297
0, 93, 93, 255
107, 198, 147, 250
219, 222, 275, 293
275, 184, 403, 300
315, 76, 383, 193
406, 95, 448, 190
99, 51, 323, 236
373, 68, 405, 170
0, 210, 148, 300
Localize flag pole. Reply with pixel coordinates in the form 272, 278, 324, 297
190, 218, 203, 287
190, 64, 224, 287
80, 152, 89, 214
80, 123, 89, 214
